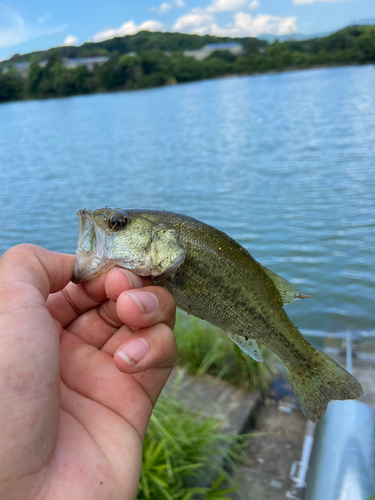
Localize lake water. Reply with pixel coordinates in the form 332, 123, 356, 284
0, 65, 374, 339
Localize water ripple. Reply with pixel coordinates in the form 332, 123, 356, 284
0, 65, 374, 334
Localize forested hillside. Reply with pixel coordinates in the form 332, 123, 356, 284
1, 25, 374, 104
3, 31, 266, 63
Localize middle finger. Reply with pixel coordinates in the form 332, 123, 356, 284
66, 286, 176, 349
67, 299, 124, 348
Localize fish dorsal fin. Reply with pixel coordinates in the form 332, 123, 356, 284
260, 265, 310, 305
227, 333, 263, 362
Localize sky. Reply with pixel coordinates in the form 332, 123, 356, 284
1, 0, 374, 61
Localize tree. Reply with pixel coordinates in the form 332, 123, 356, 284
207, 49, 236, 63
0, 70, 25, 102
118, 54, 143, 84
170, 53, 204, 82
54, 69, 77, 96
27, 61, 43, 95
140, 50, 171, 76
74, 65, 91, 94
202, 56, 230, 78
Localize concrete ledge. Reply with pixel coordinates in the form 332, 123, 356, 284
162, 367, 260, 434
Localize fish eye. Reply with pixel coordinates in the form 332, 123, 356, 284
108, 213, 128, 230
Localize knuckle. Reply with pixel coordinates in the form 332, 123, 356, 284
2, 243, 35, 263
98, 301, 122, 328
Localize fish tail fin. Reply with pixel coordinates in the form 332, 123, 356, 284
287, 349, 363, 423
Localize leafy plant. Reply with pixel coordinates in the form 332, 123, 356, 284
174, 312, 277, 392
138, 395, 246, 500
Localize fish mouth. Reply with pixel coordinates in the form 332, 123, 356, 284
72, 209, 108, 284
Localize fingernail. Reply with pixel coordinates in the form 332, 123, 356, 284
128, 291, 158, 315
116, 338, 149, 366
119, 269, 142, 289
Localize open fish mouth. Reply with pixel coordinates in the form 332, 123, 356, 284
72, 206, 187, 284
72, 209, 109, 284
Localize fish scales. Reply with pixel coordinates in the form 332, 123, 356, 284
153, 211, 312, 366
72, 208, 363, 422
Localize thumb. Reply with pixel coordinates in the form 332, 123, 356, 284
0, 244, 76, 481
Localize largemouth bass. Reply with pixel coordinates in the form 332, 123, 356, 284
72, 208, 363, 422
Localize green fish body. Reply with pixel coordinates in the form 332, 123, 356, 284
73, 208, 363, 422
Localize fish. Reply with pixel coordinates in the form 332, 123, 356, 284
72, 207, 363, 422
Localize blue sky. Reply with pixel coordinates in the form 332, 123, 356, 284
1, 0, 374, 60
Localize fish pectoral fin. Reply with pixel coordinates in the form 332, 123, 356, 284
227, 333, 263, 362
260, 265, 310, 305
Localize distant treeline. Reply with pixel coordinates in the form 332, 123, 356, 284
1, 25, 375, 104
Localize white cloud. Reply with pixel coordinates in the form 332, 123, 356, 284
206, 0, 259, 13
207, 0, 248, 13
248, 0, 260, 10
150, 2, 173, 14
63, 34, 78, 46
0, 5, 28, 48
234, 12, 296, 36
90, 20, 164, 43
293, 0, 344, 4
173, 9, 214, 30
47, 24, 68, 36
173, 0, 295, 38
0, 4, 69, 53
159, 2, 173, 13
150, 0, 185, 14
184, 12, 296, 37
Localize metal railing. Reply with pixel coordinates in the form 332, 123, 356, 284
286, 332, 375, 500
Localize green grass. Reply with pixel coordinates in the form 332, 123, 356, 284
137, 313, 277, 499
137, 395, 247, 500
174, 312, 277, 392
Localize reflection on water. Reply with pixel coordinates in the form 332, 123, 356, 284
0, 65, 374, 335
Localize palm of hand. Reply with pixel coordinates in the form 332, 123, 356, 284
0, 246, 177, 500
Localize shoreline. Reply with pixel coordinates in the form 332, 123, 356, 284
201, 60, 374, 84
1, 61, 374, 106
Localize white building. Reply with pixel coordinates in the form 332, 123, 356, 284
3, 56, 109, 78
61, 57, 109, 71
2, 62, 31, 78
184, 42, 243, 61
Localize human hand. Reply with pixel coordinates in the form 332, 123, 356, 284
0, 244, 177, 500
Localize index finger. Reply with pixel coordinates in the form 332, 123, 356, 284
0, 244, 75, 306
47, 267, 151, 328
